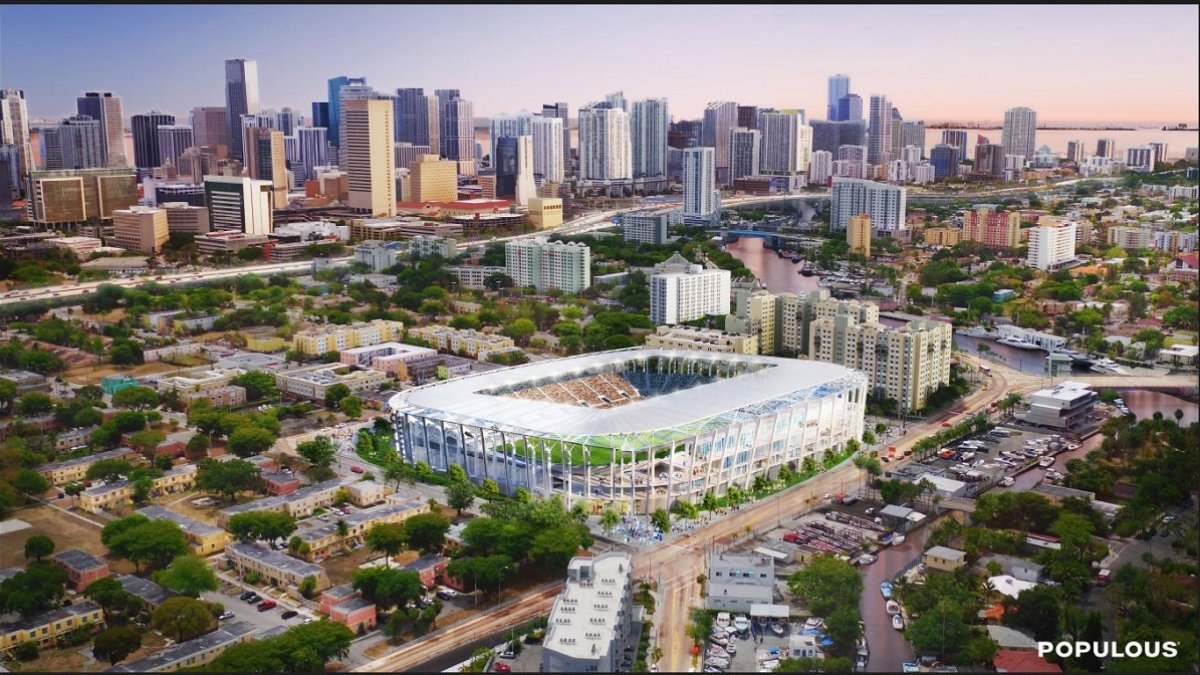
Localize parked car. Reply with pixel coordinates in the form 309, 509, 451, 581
281, 610, 298, 619
219, 611, 235, 621
492, 663, 512, 673
239, 591, 256, 601
350, 465, 365, 474
244, 593, 262, 604
257, 600, 277, 612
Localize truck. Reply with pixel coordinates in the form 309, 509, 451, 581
1096, 568, 1112, 587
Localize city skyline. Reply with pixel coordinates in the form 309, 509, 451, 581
2, 5, 1197, 126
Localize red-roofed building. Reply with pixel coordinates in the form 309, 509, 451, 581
994, 650, 1063, 673
441, 199, 512, 217
395, 202, 445, 218
1165, 252, 1199, 281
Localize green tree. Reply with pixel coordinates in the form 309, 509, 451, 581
151, 597, 215, 642
324, 383, 351, 409
481, 478, 500, 494
503, 318, 538, 346
906, 600, 970, 658
601, 508, 621, 534
87, 458, 134, 482
787, 553, 863, 617
0, 562, 67, 617
650, 508, 670, 532
335, 518, 351, 552
530, 525, 582, 572
92, 625, 143, 665
338, 396, 362, 419
83, 577, 144, 621
16, 391, 53, 415
102, 515, 188, 572
365, 522, 407, 565
446, 464, 468, 484
824, 606, 861, 656
402, 511, 451, 553
446, 554, 514, 597
195, 457, 261, 501
1003, 585, 1062, 642
226, 511, 297, 545
185, 433, 211, 458
351, 567, 424, 611
128, 429, 166, 454
446, 479, 476, 516
154, 555, 219, 597
296, 435, 337, 467
154, 453, 175, 471
227, 425, 276, 458
112, 386, 160, 410
12, 468, 50, 496
230, 370, 277, 401
299, 574, 318, 599
23, 534, 55, 561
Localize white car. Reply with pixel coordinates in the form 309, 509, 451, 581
999, 476, 1015, 487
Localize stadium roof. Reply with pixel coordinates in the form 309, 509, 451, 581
389, 349, 864, 448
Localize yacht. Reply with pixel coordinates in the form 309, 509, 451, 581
997, 335, 1045, 351
1091, 358, 1129, 375
959, 326, 996, 339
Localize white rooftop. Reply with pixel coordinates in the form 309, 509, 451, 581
544, 552, 632, 661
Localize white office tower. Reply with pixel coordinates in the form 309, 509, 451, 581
1125, 146, 1154, 171
887, 159, 909, 183
867, 94, 892, 166
295, 127, 329, 182
829, 177, 906, 235
0, 90, 33, 187
203, 176, 273, 235
729, 128, 761, 180
514, 135, 537, 206
835, 145, 868, 178
901, 145, 921, 166
1001, 106, 1037, 162
649, 252, 732, 325
505, 237, 591, 293
530, 115, 564, 182
1027, 218, 1077, 270
336, 82, 377, 167
808, 150, 833, 186
344, 98, 396, 217
489, 111, 532, 166
702, 101, 738, 184
682, 147, 720, 226
631, 98, 669, 179
759, 110, 811, 180
911, 163, 935, 185
605, 91, 629, 113
578, 103, 631, 180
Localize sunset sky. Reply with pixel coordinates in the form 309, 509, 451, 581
3, 5, 1197, 125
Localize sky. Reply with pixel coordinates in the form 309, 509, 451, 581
2, 4, 1198, 126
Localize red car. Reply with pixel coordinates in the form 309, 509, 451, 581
492, 664, 512, 673
257, 599, 277, 612
351, 466, 365, 474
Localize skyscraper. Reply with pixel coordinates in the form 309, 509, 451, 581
224, 59, 260, 161
343, 98, 395, 217
605, 91, 628, 113
311, 102, 330, 130
204, 175, 272, 235
974, 143, 1006, 177
531, 115, 564, 183
489, 112, 532, 165
829, 177, 906, 234
76, 92, 126, 167
737, 106, 760, 130
702, 101, 738, 184
0, 90, 33, 188
867, 95, 892, 166
295, 126, 329, 182
393, 88, 440, 152
514, 135, 537, 206
437, 90, 475, 162
131, 111, 176, 169
494, 136, 519, 197
243, 127, 287, 207
810, 120, 867, 155
274, 107, 302, 136
901, 121, 925, 159
326, 76, 368, 148
1095, 138, 1116, 159
682, 147, 719, 226
577, 102, 631, 181
929, 144, 961, 182
836, 94, 863, 123
940, 129, 969, 160
541, 102, 570, 173
759, 110, 811, 177
729, 127, 760, 180
1001, 107, 1037, 162
631, 98, 668, 179
808, 149, 832, 186
55, 115, 105, 170
827, 74, 850, 121
156, 125, 194, 168
192, 106, 230, 153
1066, 140, 1087, 163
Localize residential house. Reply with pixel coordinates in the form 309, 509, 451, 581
402, 554, 449, 589
293, 498, 428, 562
138, 505, 231, 556
328, 597, 377, 633
36, 448, 140, 486
0, 602, 105, 656
345, 480, 387, 507
224, 542, 330, 592
50, 548, 110, 591
993, 650, 1063, 673
115, 574, 173, 611
986, 625, 1038, 651
261, 471, 301, 496
922, 546, 967, 573
103, 621, 255, 672
216, 479, 345, 526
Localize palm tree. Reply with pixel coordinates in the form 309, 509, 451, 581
336, 518, 350, 553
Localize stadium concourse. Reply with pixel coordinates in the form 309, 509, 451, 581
387, 349, 868, 515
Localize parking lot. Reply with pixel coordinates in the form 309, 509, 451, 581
705, 614, 797, 673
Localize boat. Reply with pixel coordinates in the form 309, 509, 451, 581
803, 617, 824, 630
790, 254, 802, 263
997, 335, 1045, 351
1039, 456, 1054, 468
715, 612, 731, 628
885, 600, 900, 615
892, 614, 905, 630
959, 326, 996, 338
1091, 358, 1129, 375
770, 621, 786, 637
800, 268, 814, 277
707, 645, 729, 658
733, 615, 751, 634
709, 634, 728, 646
880, 581, 894, 599
999, 476, 1015, 487
760, 659, 780, 671
704, 657, 731, 670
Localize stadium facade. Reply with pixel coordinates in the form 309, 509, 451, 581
387, 349, 867, 514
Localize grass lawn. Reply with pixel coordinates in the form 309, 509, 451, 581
0, 504, 137, 576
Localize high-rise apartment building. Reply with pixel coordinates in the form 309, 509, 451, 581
53, 115, 105, 170
111, 206, 169, 254
929, 144, 961, 182
296, 127, 329, 182
961, 206, 1020, 248
867, 95, 892, 166
758, 110, 811, 177
326, 76, 368, 148
827, 74, 851, 121
1066, 140, 1087, 163
649, 252, 731, 325
408, 154, 457, 202
76, 92, 126, 167
131, 111, 175, 169
489, 112, 532, 166
577, 103, 631, 181
26, 167, 138, 226
393, 88, 440, 152
505, 237, 591, 293
631, 98, 669, 179
729, 128, 761, 180
836, 94, 863, 123
808, 149, 832, 186
682, 147, 719, 226
1125, 146, 1154, 171
531, 115, 564, 182
243, 126, 288, 208
0, 90, 33, 189
344, 98, 396, 217
810, 120, 867, 155
1147, 141, 1168, 166
541, 102, 570, 172
203, 176, 273, 235
542, 553, 635, 675
829, 177, 906, 234
737, 105, 760, 130
191, 106, 230, 153
513, 135, 537, 206
156, 125, 194, 168
900, 121, 925, 159
604, 91, 628, 113
702, 101, 738, 184
1027, 218, 1077, 270
621, 209, 671, 245
848, 214, 871, 257
940, 130, 969, 161
224, 59, 260, 161
1001, 107, 1037, 163
437, 90, 475, 162
835, 145, 869, 179
1094, 138, 1116, 159
974, 143, 1006, 177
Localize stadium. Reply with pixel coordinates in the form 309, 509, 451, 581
387, 349, 868, 515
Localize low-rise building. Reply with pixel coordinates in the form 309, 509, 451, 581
275, 363, 389, 401
37, 448, 140, 486
354, 240, 405, 272
922, 227, 962, 247
261, 471, 301, 496
47, 236, 103, 260
0, 369, 51, 394
922, 546, 967, 573
448, 265, 508, 290
406, 325, 515, 360
319, 584, 358, 615
143, 342, 206, 363
542, 552, 636, 674
103, 621, 255, 673
50, 548, 110, 591
224, 542, 330, 592
293, 498, 427, 562
344, 480, 387, 507
527, 197, 563, 229
180, 385, 246, 409
138, 505, 231, 556
217, 478, 346, 526
621, 209, 672, 244
0, 602, 105, 656
338, 342, 438, 380
194, 231, 269, 255
54, 426, 97, 452
993, 649, 1063, 673
706, 553, 774, 613
291, 320, 406, 356
100, 375, 140, 396
329, 596, 377, 632
115, 574, 173, 611
402, 554, 449, 589
79, 465, 197, 513
409, 234, 457, 259
1020, 380, 1097, 429
977, 554, 1045, 583
643, 325, 758, 354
